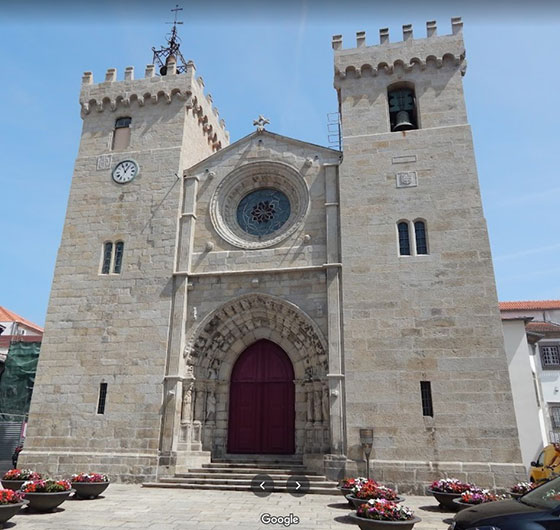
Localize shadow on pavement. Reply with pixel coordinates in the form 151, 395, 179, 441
333, 515, 355, 525
328, 502, 353, 510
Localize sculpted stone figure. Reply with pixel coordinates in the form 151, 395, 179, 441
194, 389, 205, 421
306, 387, 314, 422
314, 388, 322, 422
322, 387, 329, 423
181, 382, 193, 423
206, 392, 216, 422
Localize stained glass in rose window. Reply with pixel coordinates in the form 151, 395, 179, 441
236, 189, 291, 237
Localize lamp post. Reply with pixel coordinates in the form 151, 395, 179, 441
359, 428, 374, 480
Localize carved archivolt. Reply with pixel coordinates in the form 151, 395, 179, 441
183, 293, 328, 380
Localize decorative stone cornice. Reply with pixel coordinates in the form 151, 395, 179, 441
79, 61, 229, 147
333, 17, 467, 83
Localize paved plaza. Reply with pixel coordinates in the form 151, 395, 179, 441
3, 485, 454, 530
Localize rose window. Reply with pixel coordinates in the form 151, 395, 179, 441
236, 189, 291, 237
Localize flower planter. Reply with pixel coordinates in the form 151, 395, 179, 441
452, 498, 494, 511
71, 481, 109, 499
347, 512, 421, 530
347, 495, 405, 509
510, 492, 523, 500
1, 480, 25, 491
24, 489, 74, 512
428, 489, 462, 510
0, 501, 28, 524
339, 486, 353, 496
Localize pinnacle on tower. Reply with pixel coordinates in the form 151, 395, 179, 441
152, 4, 189, 75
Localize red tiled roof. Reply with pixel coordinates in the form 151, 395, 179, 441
499, 300, 560, 311
0, 335, 43, 348
0, 306, 44, 333
526, 321, 560, 334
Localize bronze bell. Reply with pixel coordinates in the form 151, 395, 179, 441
393, 110, 414, 131
160, 55, 177, 76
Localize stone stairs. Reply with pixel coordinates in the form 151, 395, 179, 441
143, 456, 339, 495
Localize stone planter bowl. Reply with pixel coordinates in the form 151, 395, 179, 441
428, 489, 462, 511
452, 498, 497, 511
0, 500, 29, 525
1, 480, 25, 491
71, 481, 109, 499
339, 486, 353, 496
347, 512, 422, 530
510, 492, 524, 500
347, 495, 405, 509
24, 489, 74, 512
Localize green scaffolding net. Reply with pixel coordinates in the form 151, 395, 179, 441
0, 341, 40, 419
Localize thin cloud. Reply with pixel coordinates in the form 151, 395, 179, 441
495, 243, 560, 262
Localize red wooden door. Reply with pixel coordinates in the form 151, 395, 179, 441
228, 340, 295, 454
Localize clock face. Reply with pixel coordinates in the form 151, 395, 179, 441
112, 160, 138, 184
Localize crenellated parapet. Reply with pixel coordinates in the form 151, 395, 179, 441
333, 17, 466, 84
79, 60, 229, 149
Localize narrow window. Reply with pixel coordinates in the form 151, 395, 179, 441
388, 86, 417, 132
101, 242, 113, 274
398, 222, 411, 256
112, 117, 131, 150
97, 383, 108, 414
113, 241, 124, 274
420, 381, 433, 417
414, 220, 428, 255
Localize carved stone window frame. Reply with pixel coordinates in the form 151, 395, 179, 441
209, 161, 310, 249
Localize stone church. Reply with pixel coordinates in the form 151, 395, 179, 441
21, 17, 526, 490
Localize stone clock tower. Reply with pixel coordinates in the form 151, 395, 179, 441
21, 30, 228, 479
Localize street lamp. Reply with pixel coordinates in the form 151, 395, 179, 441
359, 428, 374, 480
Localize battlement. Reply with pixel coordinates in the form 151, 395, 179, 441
79, 60, 229, 147
333, 17, 466, 81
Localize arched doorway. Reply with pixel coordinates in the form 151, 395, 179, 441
228, 339, 295, 454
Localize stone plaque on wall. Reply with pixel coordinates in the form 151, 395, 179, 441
396, 171, 418, 188
96, 154, 112, 170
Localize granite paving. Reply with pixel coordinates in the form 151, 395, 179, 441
3, 484, 454, 530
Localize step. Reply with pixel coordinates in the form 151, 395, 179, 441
179, 469, 326, 480
184, 468, 321, 477
143, 482, 339, 495
202, 462, 307, 470
212, 454, 304, 463
166, 475, 336, 486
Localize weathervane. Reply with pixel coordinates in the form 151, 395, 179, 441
253, 115, 270, 132
152, 5, 189, 75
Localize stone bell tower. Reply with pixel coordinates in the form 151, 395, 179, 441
334, 18, 525, 488
21, 23, 229, 481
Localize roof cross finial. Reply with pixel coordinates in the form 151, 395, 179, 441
253, 115, 270, 132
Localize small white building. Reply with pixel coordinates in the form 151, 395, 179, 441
500, 301, 560, 467
0, 307, 43, 365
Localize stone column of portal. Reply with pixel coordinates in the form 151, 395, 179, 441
323, 163, 347, 479
159, 174, 200, 464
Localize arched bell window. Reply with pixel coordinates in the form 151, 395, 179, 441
388, 84, 418, 132
112, 117, 131, 150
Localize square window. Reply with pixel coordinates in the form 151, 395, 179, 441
541, 344, 560, 369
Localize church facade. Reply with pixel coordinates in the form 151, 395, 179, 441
22, 18, 526, 489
